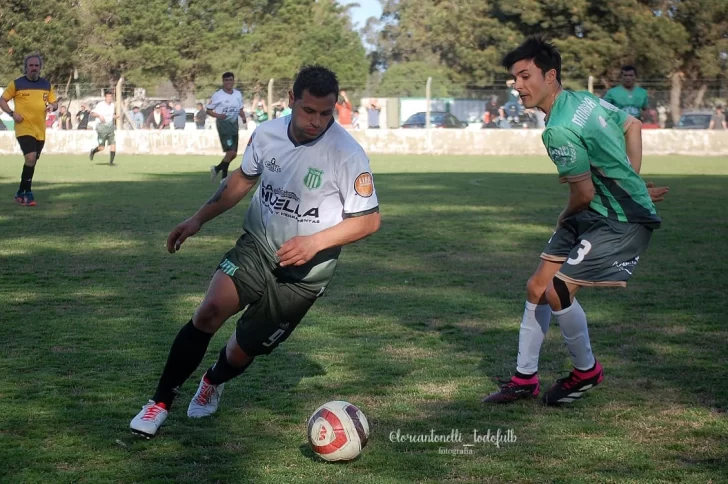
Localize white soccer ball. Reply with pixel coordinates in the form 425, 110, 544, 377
307, 400, 370, 462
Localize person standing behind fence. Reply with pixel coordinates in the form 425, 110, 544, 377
89, 92, 117, 165
335, 90, 352, 128
0, 53, 58, 207
194, 103, 207, 129
58, 105, 73, 130
367, 99, 381, 129
602, 66, 649, 121
129, 106, 144, 129
709, 105, 727, 130
76, 103, 91, 130
171, 102, 186, 130
207, 72, 246, 182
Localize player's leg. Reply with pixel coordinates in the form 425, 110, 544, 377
541, 215, 652, 405
108, 137, 117, 165
484, 226, 577, 403
189, 265, 317, 418
90, 130, 106, 160
130, 268, 245, 437
15, 136, 38, 204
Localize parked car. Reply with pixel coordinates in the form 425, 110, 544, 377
401, 111, 467, 128
674, 111, 712, 129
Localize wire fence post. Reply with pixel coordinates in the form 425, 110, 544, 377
115, 77, 124, 130
425, 77, 432, 129
588, 75, 594, 94
268, 78, 274, 120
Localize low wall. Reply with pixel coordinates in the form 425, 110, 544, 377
1, 129, 727, 156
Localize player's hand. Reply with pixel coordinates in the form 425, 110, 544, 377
166, 218, 202, 253
646, 181, 669, 203
12, 112, 23, 123
276, 235, 320, 267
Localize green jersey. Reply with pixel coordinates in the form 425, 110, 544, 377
542, 90, 660, 228
602, 85, 648, 120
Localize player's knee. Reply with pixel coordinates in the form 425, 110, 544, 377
25, 153, 37, 165
526, 275, 547, 302
193, 301, 227, 332
226, 337, 254, 367
545, 277, 572, 311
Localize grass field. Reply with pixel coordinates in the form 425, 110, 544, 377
0, 154, 726, 483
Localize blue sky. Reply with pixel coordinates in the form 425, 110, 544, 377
338, 0, 383, 29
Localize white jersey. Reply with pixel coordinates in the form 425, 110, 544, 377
207, 89, 244, 124
241, 115, 379, 293
92, 101, 115, 127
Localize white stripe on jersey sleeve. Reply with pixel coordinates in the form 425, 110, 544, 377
241, 133, 262, 177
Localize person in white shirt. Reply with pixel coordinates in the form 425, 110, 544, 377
207, 72, 246, 182
130, 65, 381, 438
89, 92, 117, 165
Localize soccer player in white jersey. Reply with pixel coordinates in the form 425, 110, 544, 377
89, 92, 117, 165
207, 72, 246, 182
130, 65, 381, 438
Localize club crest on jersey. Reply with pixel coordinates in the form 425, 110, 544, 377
303, 167, 323, 190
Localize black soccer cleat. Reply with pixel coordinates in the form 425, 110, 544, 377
482, 374, 540, 404
542, 361, 604, 405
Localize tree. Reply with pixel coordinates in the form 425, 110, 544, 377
0, 0, 81, 86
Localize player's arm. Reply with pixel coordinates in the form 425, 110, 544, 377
277, 211, 380, 267
166, 169, 258, 253
623, 114, 642, 174
0, 84, 22, 123
47, 87, 58, 112
557, 177, 595, 227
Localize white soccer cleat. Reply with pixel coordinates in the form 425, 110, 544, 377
210, 165, 218, 181
187, 374, 224, 418
130, 400, 168, 438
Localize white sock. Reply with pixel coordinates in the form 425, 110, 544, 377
516, 302, 552, 375
552, 299, 595, 371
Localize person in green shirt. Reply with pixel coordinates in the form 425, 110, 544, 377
603, 66, 649, 120
483, 37, 669, 406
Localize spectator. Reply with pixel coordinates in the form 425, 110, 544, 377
159, 102, 171, 129
129, 106, 144, 129
194, 102, 207, 129
335, 90, 352, 127
76, 104, 91, 130
45, 110, 57, 129
146, 104, 163, 129
602, 66, 649, 121
254, 100, 268, 123
367, 98, 381, 129
709, 105, 727, 130
352, 109, 361, 130
171, 102, 186, 130
57, 105, 72, 130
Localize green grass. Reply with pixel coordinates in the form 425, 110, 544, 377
0, 154, 726, 483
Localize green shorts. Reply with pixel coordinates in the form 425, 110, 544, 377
218, 234, 317, 356
217, 119, 239, 153
96, 123, 115, 146
541, 210, 653, 287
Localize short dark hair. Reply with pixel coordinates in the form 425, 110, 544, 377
621, 65, 637, 75
105, 91, 113, 96
501, 36, 561, 84
292, 65, 339, 101
222, 72, 234, 80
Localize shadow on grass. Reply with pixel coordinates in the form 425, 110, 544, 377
0, 171, 726, 481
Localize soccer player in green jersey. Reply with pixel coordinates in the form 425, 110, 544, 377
483, 37, 668, 406
603, 66, 649, 121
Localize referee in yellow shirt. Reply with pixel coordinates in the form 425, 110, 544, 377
0, 53, 58, 207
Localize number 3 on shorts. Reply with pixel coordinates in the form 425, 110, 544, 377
567, 239, 592, 265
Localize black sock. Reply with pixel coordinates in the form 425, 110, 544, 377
152, 320, 214, 409
214, 159, 225, 173
220, 162, 230, 179
91, 147, 100, 155
515, 371, 536, 379
110, 151, 116, 163
18, 164, 35, 192
206, 346, 253, 385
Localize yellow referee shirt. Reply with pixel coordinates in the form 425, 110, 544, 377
2, 76, 57, 140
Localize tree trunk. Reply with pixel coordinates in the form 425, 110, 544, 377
692, 83, 708, 109
670, 71, 683, 125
